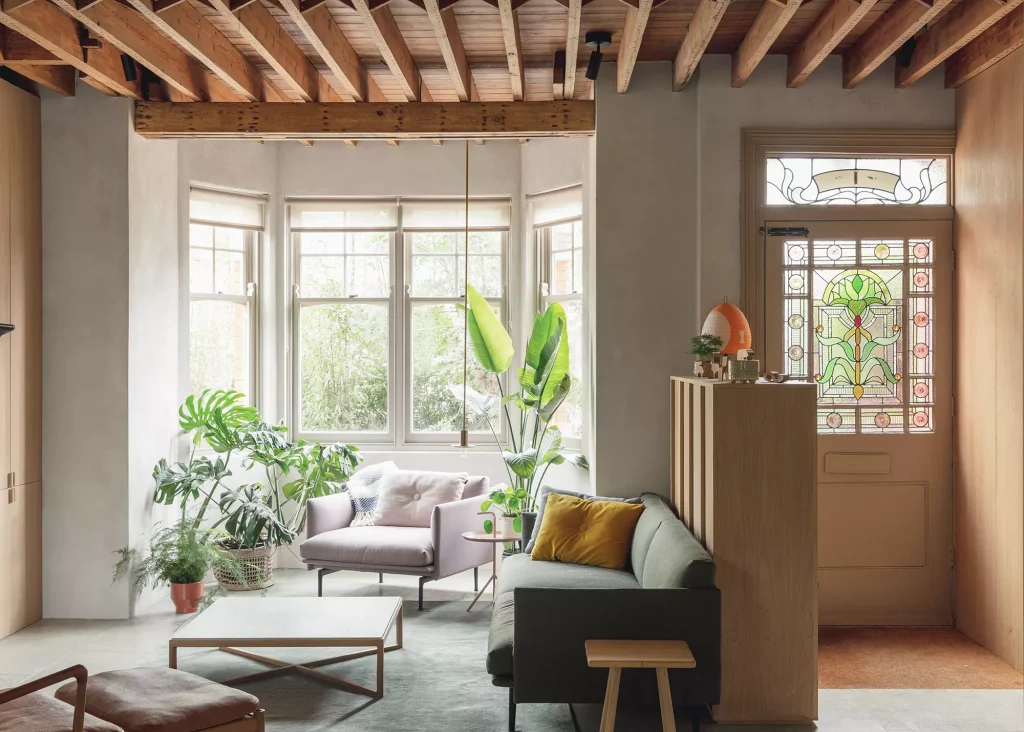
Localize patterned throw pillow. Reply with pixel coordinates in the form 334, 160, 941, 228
346, 461, 398, 527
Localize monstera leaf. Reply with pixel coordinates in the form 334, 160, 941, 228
178, 390, 258, 453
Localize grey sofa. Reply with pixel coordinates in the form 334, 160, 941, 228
486, 493, 720, 731
301, 476, 492, 610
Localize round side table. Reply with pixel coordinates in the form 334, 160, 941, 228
461, 531, 521, 611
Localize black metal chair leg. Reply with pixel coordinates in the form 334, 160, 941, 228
508, 688, 516, 732
418, 576, 428, 611
474, 567, 479, 592
691, 706, 701, 732
317, 569, 325, 597
379, 572, 384, 584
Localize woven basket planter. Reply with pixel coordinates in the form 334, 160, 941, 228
214, 543, 275, 591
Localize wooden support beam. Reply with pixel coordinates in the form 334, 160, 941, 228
617, 0, 652, 93
945, 5, 1024, 87
842, 0, 954, 87
497, 0, 525, 99
207, 0, 321, 101
787, 0, 879, 86
732, 0, 801, 86
4, 62, 75, 94
134, 100, 597, 139
352, 0, 420, 101
2, 29, 59, 63
563, 0, 581, 98
49, 0, 239, 101
279, 0, 368, 100
423, 0, 477, 101
0, 0, 142, 97
895, 0, 1024, 87
673, 0, 731, 89
124, 0, 289, 102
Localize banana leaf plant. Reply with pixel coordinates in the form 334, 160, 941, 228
456, 284, 588, 514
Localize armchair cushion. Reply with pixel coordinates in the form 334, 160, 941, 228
300, 526, 434, 567
376, 470, 467, 528
0, 692, 122, 732
306, 492, 354, 540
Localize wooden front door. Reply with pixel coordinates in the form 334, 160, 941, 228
765, 219, 953, 625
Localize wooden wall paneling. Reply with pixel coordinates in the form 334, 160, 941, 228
0, 81, 10, 488
953, 48, 1024, 673
681, 379, 693, 528
692, 381, 705, 542
0, 481, 42, 636
9, 81, 40, 487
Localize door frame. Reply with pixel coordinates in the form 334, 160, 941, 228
740, 129, 956, 356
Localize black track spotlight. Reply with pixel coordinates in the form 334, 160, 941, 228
584, 30, 612, 81
120, 53, 138, 83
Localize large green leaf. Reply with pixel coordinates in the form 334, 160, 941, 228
538, 374, 571, 422
465, 285, 514, 374
530, 303, 569, 404
178, 390, 258, 453
504, 449, 539, 478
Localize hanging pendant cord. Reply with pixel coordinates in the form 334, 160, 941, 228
462, 139, 470, 442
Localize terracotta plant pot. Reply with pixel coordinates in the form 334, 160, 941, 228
170, 581, 204, 614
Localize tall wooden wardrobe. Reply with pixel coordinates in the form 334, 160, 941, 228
0, 78, 42, 640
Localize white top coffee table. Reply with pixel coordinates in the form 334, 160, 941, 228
169, 597, 402, 699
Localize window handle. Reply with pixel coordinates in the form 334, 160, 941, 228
247, 282, 257, 297
293, 284, 301, 298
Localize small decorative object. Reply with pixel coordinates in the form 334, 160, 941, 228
691, 333, 724, 379
729, 359, 759, 383
701, 298, 752, 355
736, 348, 755, 361
764, 371, 791, 383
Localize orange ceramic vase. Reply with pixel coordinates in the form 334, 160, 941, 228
170, 581, 204, 614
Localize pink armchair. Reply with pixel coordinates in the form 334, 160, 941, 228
301, 475, 492, 610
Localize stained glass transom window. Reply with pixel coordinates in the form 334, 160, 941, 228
783, 237, 934, 434
767, 157, 948, 206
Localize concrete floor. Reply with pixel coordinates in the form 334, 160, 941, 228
1, 568, 1021, 732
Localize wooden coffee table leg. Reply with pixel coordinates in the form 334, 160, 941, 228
599, 667, 621, 732
375, 641, 384, 699
168, 642, 177, 669
655, 667, 676, 732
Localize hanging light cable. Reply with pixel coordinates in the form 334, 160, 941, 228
455, 139, 474, 451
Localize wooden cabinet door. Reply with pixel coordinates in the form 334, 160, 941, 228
9, 85, 41, 487
0, 482, 42, 638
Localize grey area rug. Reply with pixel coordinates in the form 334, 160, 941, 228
175, 600, 578, 732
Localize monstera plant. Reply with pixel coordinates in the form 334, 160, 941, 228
456, 284, 588, 515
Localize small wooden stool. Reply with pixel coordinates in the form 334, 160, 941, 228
585, 639, 696, 732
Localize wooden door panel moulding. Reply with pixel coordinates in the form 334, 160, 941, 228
563, 0, 581, 98
133, 100, 596, 138
3, 63, 75, 95
945, 5, 1023, 87
895, 0, 1024, 87
0, 1, 142, 97
842, 0, 954, 87
49, 0, 240, 101
617, 0, 652, 93
497, 0, 525, 100
788, 0, 880, 87
351, 0, 421, 101
732, 0, 802, 87
279, 0, 369, 101
423, 0, 477, 101
125, 0, 289, 102
673, 0, 730, 89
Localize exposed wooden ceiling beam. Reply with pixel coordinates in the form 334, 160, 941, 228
124, 0, 289, 102
563, 0, 581, 98
423, 0, 477, 101
351, 0, 421, 101
49, 0, 239, 101
945, 5, 1023, 87
787, 0, 879, 86
497, 0, 525, 100
207, 0, 321, 102
134, 100, 596, 138
279, 0, 369, 100
673, 0, 731, 89
5, 63, 75, 95
732, 0, 802, 87
617, 0, 652, 93
842, 0, 954, 87
895, 0, 1024, 87
1, 28, 59, 63
0, 0, 142, 98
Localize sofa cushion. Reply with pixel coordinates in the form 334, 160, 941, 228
300, 526, 434, 567
55, 668, 258, 732
530, 493, 645, 570
497, 552, 639, 595
486, 591, 516, 677
375, 470, 467, 528
0, 691, 122, 732
641, 519, 716, 589
631, 494, 679, 580
524, 486, 642, 554
346, 461, 398, 527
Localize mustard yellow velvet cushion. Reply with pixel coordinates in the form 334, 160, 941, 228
531, 492, 645, 570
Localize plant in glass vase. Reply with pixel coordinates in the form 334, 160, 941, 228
455, 284, 588, 538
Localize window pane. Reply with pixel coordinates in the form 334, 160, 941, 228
551, 249, 573, 296
766, 157, 948, 205
411, 232, 456, 254
411, 303, 500, 433
551, 222, 575, 251
300, 232, 346, 255
411, 254, 459, 297
215, 250, 246, 295
214, 226, 244, 251
350, 232, 390, 254
347, 255, 389, 297
411, 233, 502, 297
190, 223, 213, 249
190, 248, 213, 294
301, 256, 347, 297
299, 303, 389, 433
462, 255, 502, 298
551, 299, 583, 439
190, 300, 250, 397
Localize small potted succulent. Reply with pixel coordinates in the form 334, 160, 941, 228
481, 484, 531, 537
691, 332, 724, 379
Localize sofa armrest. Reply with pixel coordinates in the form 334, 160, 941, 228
512, 587, 721, 705
431, 495, 493, 579
306, 492, 354, 539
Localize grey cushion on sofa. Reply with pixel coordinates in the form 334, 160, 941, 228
630, 494, 679, 579
524, 486, 642, 554
498, 553, 640, 595
641, 519, 716, 589
486, 592, 516, 677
